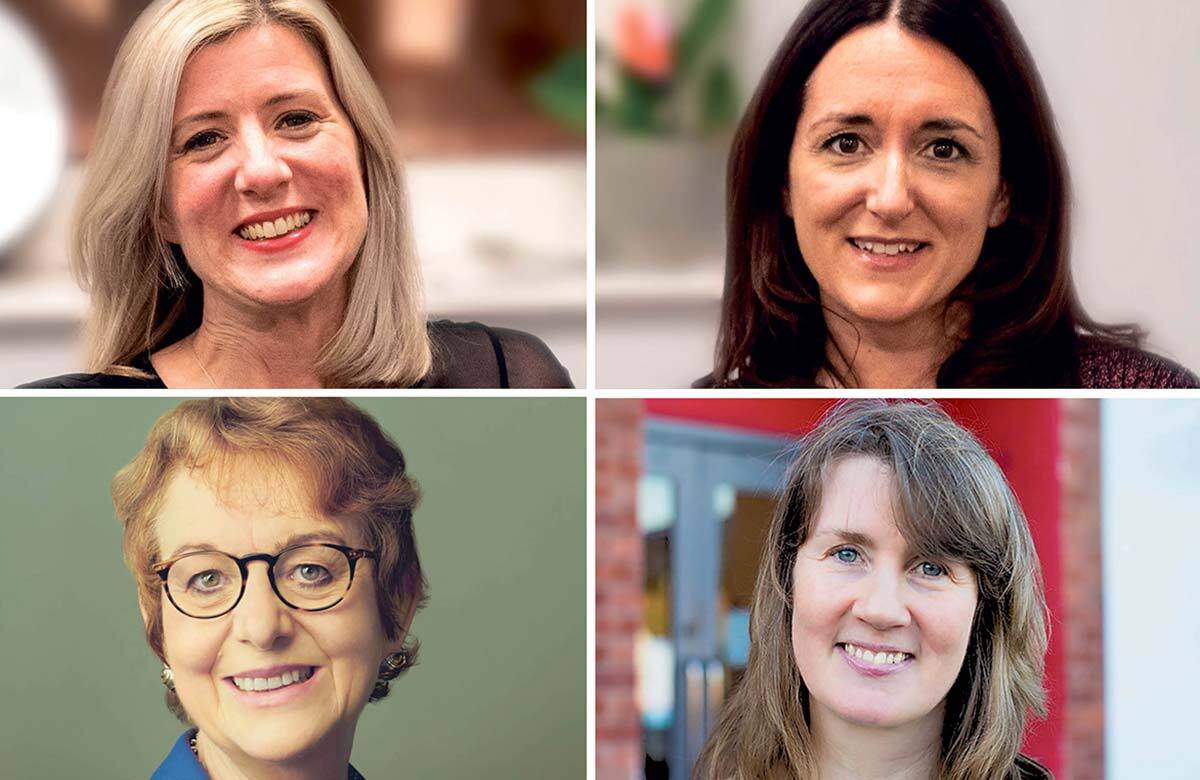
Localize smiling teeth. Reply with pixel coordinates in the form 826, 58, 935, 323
232, 667, 312, 692
853, 239, 921, 255
238, 210, 310, 240
843, 643, 911, 666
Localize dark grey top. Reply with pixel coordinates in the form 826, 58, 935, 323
18, 320, 572, 389
693, 339, 1198, 389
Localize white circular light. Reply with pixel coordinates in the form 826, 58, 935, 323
0, 5, 67, 254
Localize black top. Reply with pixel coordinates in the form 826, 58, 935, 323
18, 320, 572, 389
694, 340, 1199, 389
1015, 753, 1054, 780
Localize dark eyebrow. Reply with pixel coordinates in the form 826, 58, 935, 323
173, 90, 326, 133
807, 113, 984, 141
919, 117, 984, 141
808, 112, 875, 132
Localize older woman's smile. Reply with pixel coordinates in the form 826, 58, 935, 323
228, 664, 316, 692
224, 664, 322, 709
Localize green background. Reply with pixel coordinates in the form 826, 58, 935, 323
0, 397, 586, 779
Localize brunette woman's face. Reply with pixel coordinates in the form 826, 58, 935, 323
161, 24, 368, 314
790, 456, 977, 731
150, 466, 404, 765
786, 22, 1009, 328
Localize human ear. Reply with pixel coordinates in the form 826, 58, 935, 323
988, 180, 1010, 228
782, 181, 794, 218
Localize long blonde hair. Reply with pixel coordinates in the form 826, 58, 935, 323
74, 0, 431, 386
694, 401, 1049, 780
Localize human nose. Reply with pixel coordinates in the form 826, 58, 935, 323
233, 126, 292, 197
850, 570, 912, 630
231, 562, 295, 650
865, 149, 914, 223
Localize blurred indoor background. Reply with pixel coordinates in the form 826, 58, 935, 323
0, 0, 586, 386
595, 0, 1200, 388
597, 397, 1200, 780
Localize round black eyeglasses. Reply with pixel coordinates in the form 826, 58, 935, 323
152, 543, 376, 619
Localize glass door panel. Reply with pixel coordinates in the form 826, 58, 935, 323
643, 422, 791, 778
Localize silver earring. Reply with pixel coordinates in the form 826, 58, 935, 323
161, 665, 175, 691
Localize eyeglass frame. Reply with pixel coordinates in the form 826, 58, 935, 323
152, 543, 377, 619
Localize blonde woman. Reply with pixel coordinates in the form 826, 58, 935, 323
695, 401, 1052, 780
115, 398, 426, 779
23, 0, 570, 389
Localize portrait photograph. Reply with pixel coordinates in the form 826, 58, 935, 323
597, 397, 1200, 780
0, 396, 585, 779
0, 0, 586, 388
596, 0, 1200, 389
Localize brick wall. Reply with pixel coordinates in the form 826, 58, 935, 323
596, 400, 644, 780
1058, 399, 1104, 780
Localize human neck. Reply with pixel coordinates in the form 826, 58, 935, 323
811, 705, 943, 780
196, 729, 352, 780
152, 292, 345, 388
818, 303, 968, 389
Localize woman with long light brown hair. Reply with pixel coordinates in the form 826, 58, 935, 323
695, 401, 1051, 780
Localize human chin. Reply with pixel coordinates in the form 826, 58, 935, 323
819, 277, 943, 326
820, 675, 915, 728
214, 670, 343, 760
218, 249, 353, 309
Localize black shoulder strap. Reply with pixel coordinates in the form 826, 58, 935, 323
482, 325, 510, 388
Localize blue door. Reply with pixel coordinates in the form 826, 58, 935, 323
639, 420, 792, 778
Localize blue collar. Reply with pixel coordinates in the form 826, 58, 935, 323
151, 730, 366, 779
150, 731, 207, 780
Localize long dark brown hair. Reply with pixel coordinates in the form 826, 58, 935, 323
712, 0, 1137, 388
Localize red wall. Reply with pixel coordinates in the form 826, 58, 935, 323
644, 399, 1064, 775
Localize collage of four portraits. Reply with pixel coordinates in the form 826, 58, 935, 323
0, 1, 1196, 779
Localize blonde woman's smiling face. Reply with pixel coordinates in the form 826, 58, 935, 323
786, 22, 1009, 329
150, 465, 401, 766
790, 456, 978, 731
161, 23, 368, 314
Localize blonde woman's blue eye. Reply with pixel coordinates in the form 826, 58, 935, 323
834, 548, 860, 563
920, 562, 946, 577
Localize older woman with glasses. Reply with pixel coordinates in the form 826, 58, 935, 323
113, 397, 426, 779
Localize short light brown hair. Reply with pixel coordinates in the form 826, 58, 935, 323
695, 400, 1048, 780
112, 398, 426, 716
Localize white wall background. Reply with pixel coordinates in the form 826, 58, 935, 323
598, 0, 1200, 387
1101, 399, 1200, 780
